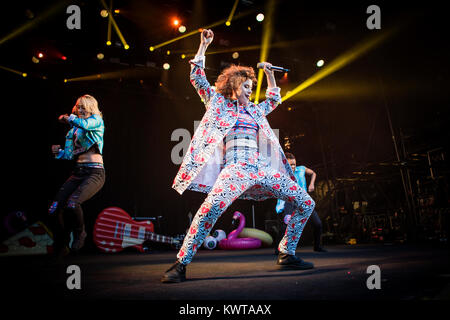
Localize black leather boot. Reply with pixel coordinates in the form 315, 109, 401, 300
277, 253, 314, 270
161, 261, 187, 283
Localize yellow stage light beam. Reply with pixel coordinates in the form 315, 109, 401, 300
0, 1, 69, 46
173, 38, 311, 57
226, 0, 240, 26
0, 65, 27, 77
254, 0, 276, 103
184, 44, 260, 57
281, 80, 379, 101
65, 67, 153, 82
149, 10, 254, 51
106, 0, 113, 45
100, 0, 129, 49
282, 26, 400, 102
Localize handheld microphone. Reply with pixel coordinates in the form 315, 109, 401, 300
257, 62, 290, 72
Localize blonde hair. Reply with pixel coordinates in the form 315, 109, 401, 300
72, 94, 103, 118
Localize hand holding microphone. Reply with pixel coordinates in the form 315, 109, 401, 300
257, 62, 290, 73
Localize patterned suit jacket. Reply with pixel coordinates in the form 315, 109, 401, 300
172, 58, 295, 201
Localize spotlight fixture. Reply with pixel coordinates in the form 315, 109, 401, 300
225, 21, 231, 26
163, 63, 170, 70
316, 59, 324, 67
100, 9, 108, 18
232, 52, 239, 59
97, 53, 104, 60
178, 25, 186, 33
256, 13, 264, 22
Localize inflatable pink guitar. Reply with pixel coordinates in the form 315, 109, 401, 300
219, 211, 261, 250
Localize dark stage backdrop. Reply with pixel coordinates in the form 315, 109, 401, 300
2, 1, 450, 248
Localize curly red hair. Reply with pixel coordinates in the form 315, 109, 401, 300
215, 65, 257, 99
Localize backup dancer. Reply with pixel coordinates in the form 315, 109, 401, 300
275, 152, 327, 253
49, 94, 105, 256
162, 30, 315, 283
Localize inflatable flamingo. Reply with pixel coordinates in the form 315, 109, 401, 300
218, 211, 261, 250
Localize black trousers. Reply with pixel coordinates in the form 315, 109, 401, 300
277, 202, 323, 249
49, 164, 105, 248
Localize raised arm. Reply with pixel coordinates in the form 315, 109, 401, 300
189, 29, 214, 107
68, 114, 103, 131
256, 62, 282, 116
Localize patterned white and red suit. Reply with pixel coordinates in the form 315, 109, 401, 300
173, 56, 315, 264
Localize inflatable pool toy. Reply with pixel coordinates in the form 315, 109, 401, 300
218, 211, 261, 250
203, 236, 217, 249
212, 229, 226, 242
238, 228, 273, 247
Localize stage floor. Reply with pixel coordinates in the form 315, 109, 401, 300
2, 244, 450, 301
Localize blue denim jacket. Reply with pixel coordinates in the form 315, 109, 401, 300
275, 166, 306, 214
56, 114, 104, 160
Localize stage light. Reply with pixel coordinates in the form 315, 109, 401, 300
38, 52, 44, 58
248, 26, 252, 31
97, 53, 104, 60
114, 9, 120, 14
149, 46, 154, 51
61, 55, 67, 60
181, 54, 186, 59
22, 73, 27, 77
173, 19, 180, 26
166, 50, 171, 55
256, 13, 264, 22
163, 63, 170, 70
1, 2, 66, 47
124, 44, 130, 50
316, 59, 324, 67
106, 41, 111, 46
0, 65, 27, 77
100, 0, 129, 52
282, 26, 401, 102
100, 9, 108, 18
179, 25, 186, 33
226, 0, 239, 27
254, 0, 274, 103
32, 56, 39, 63
232, 52, 239, 59
64, 79, 68, 83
